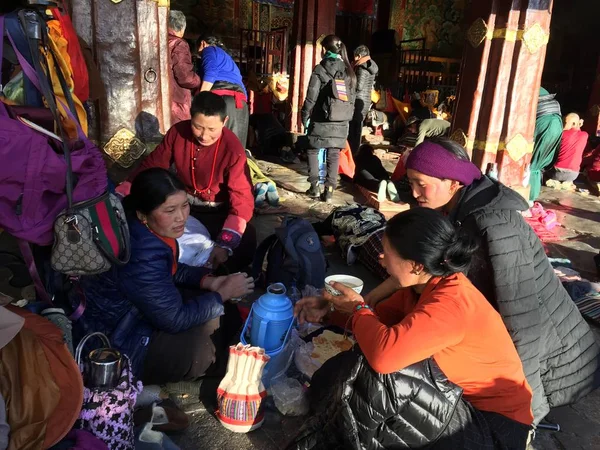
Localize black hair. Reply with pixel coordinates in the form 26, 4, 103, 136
190, 91, 227, 122
384, 207, 478, 277
354, 45, 370, 58
122, 168, 186, 217
196, 33, 227, 52
428, 137, 471, 161
357, 144, 375, 157
321, 34, 357, 90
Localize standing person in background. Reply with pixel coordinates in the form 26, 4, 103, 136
168, 10, 201, 125
302, 35, 356, 203
546, 112, 588, 185
196, 34, 249, 148
530, 88, 563, 201
349, 45, 378, 155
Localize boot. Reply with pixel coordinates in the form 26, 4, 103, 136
321, 185, 334, 203
306, 183, 321, 198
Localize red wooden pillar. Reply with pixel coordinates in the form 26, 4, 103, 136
451, 0, 554, 197
288, 0, 336, 133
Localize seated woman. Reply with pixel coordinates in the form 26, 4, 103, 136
353, 144, 399, 202
79, 168, 254, 385
294, 208, 533, 449
359, 138, 600, 424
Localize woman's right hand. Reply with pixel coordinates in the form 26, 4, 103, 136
294, 297, 329, 324
215, 273, 254, 301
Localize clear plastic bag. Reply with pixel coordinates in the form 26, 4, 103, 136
270, 377, 309, 416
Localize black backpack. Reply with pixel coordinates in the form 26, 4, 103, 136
252, 216, 326, 291
323, 71, 354, 122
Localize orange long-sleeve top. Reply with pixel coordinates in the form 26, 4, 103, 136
352, 273, 534, 425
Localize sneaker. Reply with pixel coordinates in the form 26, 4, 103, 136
322, 186, 334, 203
377, 180, 387, 203
306, 183, 321, 198
266, 183, 280, 206
254, 183, 268, 207
387, 181, 400, 203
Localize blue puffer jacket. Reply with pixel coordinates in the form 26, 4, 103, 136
78, 218, 224, 376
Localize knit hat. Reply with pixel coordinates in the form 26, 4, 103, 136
406, 141, 482, 186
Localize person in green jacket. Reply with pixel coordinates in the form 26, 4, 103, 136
530, 88, 563, 201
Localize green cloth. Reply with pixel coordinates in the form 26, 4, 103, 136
323, 51, 342, 60
530, 114, 563, 200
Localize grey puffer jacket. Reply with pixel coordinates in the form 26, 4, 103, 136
288, 349, 502, 450
301, 57, 356, 149
354, 58, 378, 119
450, 176, 600, 424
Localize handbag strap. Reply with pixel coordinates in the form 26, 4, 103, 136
75, 331, 111, 370
6, 12, 75, 210
17, 239, 53, 305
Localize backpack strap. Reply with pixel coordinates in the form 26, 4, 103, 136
17, 239, 53, 305
252, 234, 278, 283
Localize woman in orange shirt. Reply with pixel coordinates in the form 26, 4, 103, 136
295, 207, 533, 448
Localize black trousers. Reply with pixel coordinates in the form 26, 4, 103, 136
189, 207, 257, 274
222, 95, 249, 149
354, 169, 388, 192
348, 116, 364, 156
307, 147, 341, 189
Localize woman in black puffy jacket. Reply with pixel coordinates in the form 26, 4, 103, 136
301, 35, 356, 203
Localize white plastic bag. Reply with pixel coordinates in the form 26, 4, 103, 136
177, 216, 214, 267
270, 377, 309, 416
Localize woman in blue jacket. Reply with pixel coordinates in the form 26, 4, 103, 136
79, 168, 254, 384
196, 34, 249, 148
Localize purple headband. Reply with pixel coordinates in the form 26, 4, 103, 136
405, 141, 482, 186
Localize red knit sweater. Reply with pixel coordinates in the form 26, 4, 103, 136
131, 121, 253, 236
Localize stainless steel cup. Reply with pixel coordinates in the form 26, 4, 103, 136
87, 348, 122, 389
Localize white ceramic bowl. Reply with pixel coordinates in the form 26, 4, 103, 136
324, 275, 364, 296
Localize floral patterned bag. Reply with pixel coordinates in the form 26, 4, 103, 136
75, 333, 142, 450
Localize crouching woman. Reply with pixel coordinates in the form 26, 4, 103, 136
78, 168, 254, 385
292, 208, 533, 449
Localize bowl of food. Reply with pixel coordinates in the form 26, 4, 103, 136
324, 275, 364, 296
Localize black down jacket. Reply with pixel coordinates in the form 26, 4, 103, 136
301, 57, 356, 149
354, 58, 378, 119
288, 349, 504, 450
450, 175, 600, 424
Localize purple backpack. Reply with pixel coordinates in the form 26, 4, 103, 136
0, 15, 107, 246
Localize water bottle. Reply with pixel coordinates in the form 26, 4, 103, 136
486, 162, 498, 180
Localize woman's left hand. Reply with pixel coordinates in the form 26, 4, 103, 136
324, 282, 365, 314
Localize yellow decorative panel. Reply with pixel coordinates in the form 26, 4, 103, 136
467, 18, 488, 48
522, 23, 549, 54
505, 134, 532, 162
103, 128, 147, 169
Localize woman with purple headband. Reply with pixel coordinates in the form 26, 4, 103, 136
363, 137, 600, 427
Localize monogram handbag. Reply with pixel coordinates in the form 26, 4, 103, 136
51, 191, 130, 275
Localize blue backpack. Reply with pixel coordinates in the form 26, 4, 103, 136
252, 216, 326, 291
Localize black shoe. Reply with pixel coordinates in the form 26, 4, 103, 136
321, 186, 334, 203
306, 183, 321, 198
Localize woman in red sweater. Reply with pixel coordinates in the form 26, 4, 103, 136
295, 207, 533, 448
